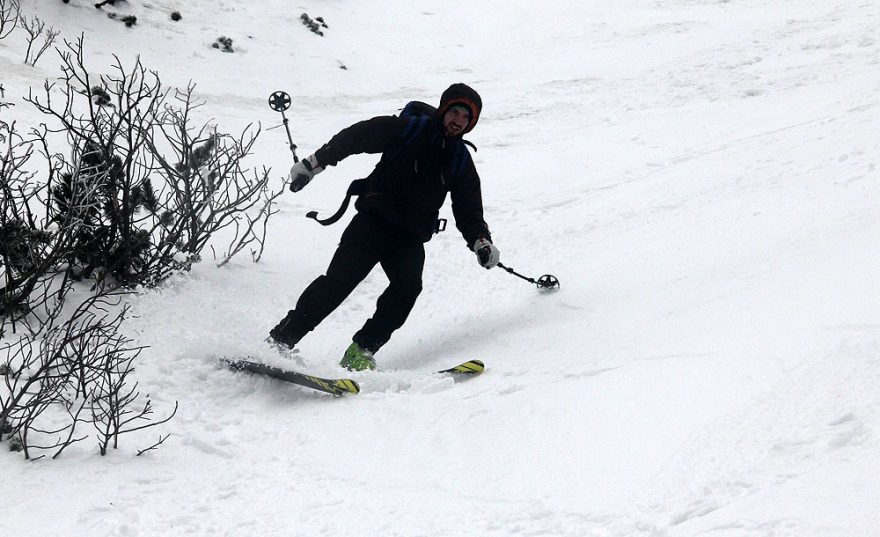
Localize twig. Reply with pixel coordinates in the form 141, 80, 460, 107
136, 433, 171, 456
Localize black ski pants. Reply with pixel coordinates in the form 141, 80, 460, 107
271, 211, 425, 353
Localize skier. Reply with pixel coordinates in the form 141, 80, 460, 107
269, 83, 500, 371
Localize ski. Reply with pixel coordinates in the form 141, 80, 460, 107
221, 357, 360, 396
221, 357, 481, 395
438, 359, 485, 375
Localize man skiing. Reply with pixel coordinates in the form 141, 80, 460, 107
269, 83, 500, 371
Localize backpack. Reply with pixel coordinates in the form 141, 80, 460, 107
391, 101, 477, 172
306, 101, 474, 227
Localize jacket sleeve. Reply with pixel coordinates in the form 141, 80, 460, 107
449, 155, 492, 249
314, 116, 408, 167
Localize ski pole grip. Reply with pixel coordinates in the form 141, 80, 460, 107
477, 248, 490, 266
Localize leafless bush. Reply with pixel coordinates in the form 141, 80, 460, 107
147, 85, 282, 266
24, 35, 281, 289
0, 121, 77, 337
1, 291, 177, 459
87, 314, 177, 456
0, 36, 285, 459
19, 13, 59, 66
0, 0, 20, 40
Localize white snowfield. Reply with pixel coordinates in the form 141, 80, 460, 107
2, 1, 879, 536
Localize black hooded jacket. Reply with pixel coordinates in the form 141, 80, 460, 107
313, 114, 491, 247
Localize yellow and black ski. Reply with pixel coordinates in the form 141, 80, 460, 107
222, 358, 360, 396
222, 358, 482, 395
437, 359, 485, 375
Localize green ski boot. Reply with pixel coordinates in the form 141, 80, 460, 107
340, 342, 376, 371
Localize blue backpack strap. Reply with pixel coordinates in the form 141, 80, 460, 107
449, 139, 471, 179
383, 115, 430, 163
400, 115, 430, 149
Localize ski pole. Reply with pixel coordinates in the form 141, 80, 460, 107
497, 262, 560, 291
268, 90, 299, 163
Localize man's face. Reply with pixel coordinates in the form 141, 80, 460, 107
443, 106, 471, 137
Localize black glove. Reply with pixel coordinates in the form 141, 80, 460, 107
472, 237, 500, 269
288, 154, 323, 192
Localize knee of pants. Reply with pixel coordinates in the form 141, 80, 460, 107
390, 278, 423, 299
322, 268, 368, 294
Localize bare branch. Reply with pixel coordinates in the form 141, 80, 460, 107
136, 433, 171, 456
0, 0, 20, 40
19, 14, 58, 66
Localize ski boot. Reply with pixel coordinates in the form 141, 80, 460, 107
265, 336, 299, 356
340, 342, 376, 371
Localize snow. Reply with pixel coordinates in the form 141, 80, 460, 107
2, 0, 880, 536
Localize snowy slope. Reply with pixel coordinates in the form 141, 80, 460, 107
2, 1, 880, 536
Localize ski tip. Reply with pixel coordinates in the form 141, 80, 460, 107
439, 359, 485, 375
332, 378, 361, 395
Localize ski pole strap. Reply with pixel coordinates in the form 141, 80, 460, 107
306, 178, 367, 226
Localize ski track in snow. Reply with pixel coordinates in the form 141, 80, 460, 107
3, 1, 880, 536
644, 334, 880, 536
